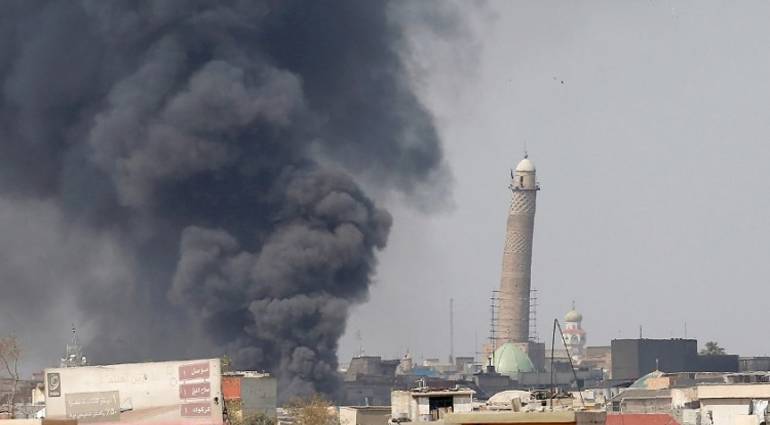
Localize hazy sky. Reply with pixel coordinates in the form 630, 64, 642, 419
339, 0, 770, 365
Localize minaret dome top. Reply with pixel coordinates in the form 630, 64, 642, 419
515, 157, 536, 173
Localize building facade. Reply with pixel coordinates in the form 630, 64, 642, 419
611, 339, 739, 381
391, 388, 474, 422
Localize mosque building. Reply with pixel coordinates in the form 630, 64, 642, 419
488, 156, 593, 377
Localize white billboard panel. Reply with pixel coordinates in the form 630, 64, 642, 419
44, 359, 223, 425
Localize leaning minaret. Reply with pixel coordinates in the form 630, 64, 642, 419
498, 154, 539, 343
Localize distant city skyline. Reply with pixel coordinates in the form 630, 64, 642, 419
340, 0, 770, 365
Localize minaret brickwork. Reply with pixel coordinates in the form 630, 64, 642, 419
498, 155, 539, 343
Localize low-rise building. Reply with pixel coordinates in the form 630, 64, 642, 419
339, 406, 390, 425
222, 371, 277, 420
696, 383, 770, 425
611, 339, 739, 382
739, 358, 770, 373
442, 411, 604, 425
608, 371, 770, 425
391, 387, 474, 422
443, 411, 577, 425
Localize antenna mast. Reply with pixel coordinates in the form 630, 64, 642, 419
449, 298, 455, 365
355, 330, 364, 357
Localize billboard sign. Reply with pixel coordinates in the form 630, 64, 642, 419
179, 362, 211, 381
47, 372, 61, 397
44, 358, 223, 425
179, 382, 211, 399
65, 391, 121, 422
181, 402, 213, 417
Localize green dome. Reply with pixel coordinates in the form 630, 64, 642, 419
493, 343, 535, 377
630, 369, 665, 389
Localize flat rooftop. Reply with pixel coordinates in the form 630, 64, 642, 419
444, 411, 576, 424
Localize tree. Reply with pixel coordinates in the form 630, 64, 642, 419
225, 397, 276, 425
226, 406, 275, 425
700, 341, 726, 356
242, 412, 276, 425
221, 355, 233, 373
0, 336, 21, 418
285, 395, 338, 425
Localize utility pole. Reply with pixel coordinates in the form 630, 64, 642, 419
355, 330, 364, 357
449, 298, 454, 365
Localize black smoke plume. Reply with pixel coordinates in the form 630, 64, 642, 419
0, 1, 451, 399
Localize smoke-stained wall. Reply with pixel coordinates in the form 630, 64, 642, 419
0, 1, 456, 400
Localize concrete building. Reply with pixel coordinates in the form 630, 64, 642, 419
342, 355, 475, 406
343, 356, 400, 406
391, 387, 474, 422
339, 406, 390, 425
443, 411, 577, 425
612, 339, 698, 381
0, 375, 44, 419
607, 370, 770, 425
610, 388, 672, 414
222, 372, 277, 420
397, 353, 414, 375
695, 383, 770, 425
611, 339, 739, 381
605, 413, 678, 425
739, 357, 770, 372
442, 411, 605, 425
455, 358, 476, 374
347, 357, 399, 379
698, 355, 741, 375
473, 366, 515, 399
581, 347, 611, 375
343, 376, 395, 408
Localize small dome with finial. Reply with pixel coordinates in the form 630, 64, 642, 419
564, 301, 582, 323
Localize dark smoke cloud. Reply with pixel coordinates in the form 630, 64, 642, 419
0, 0, 453, 399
